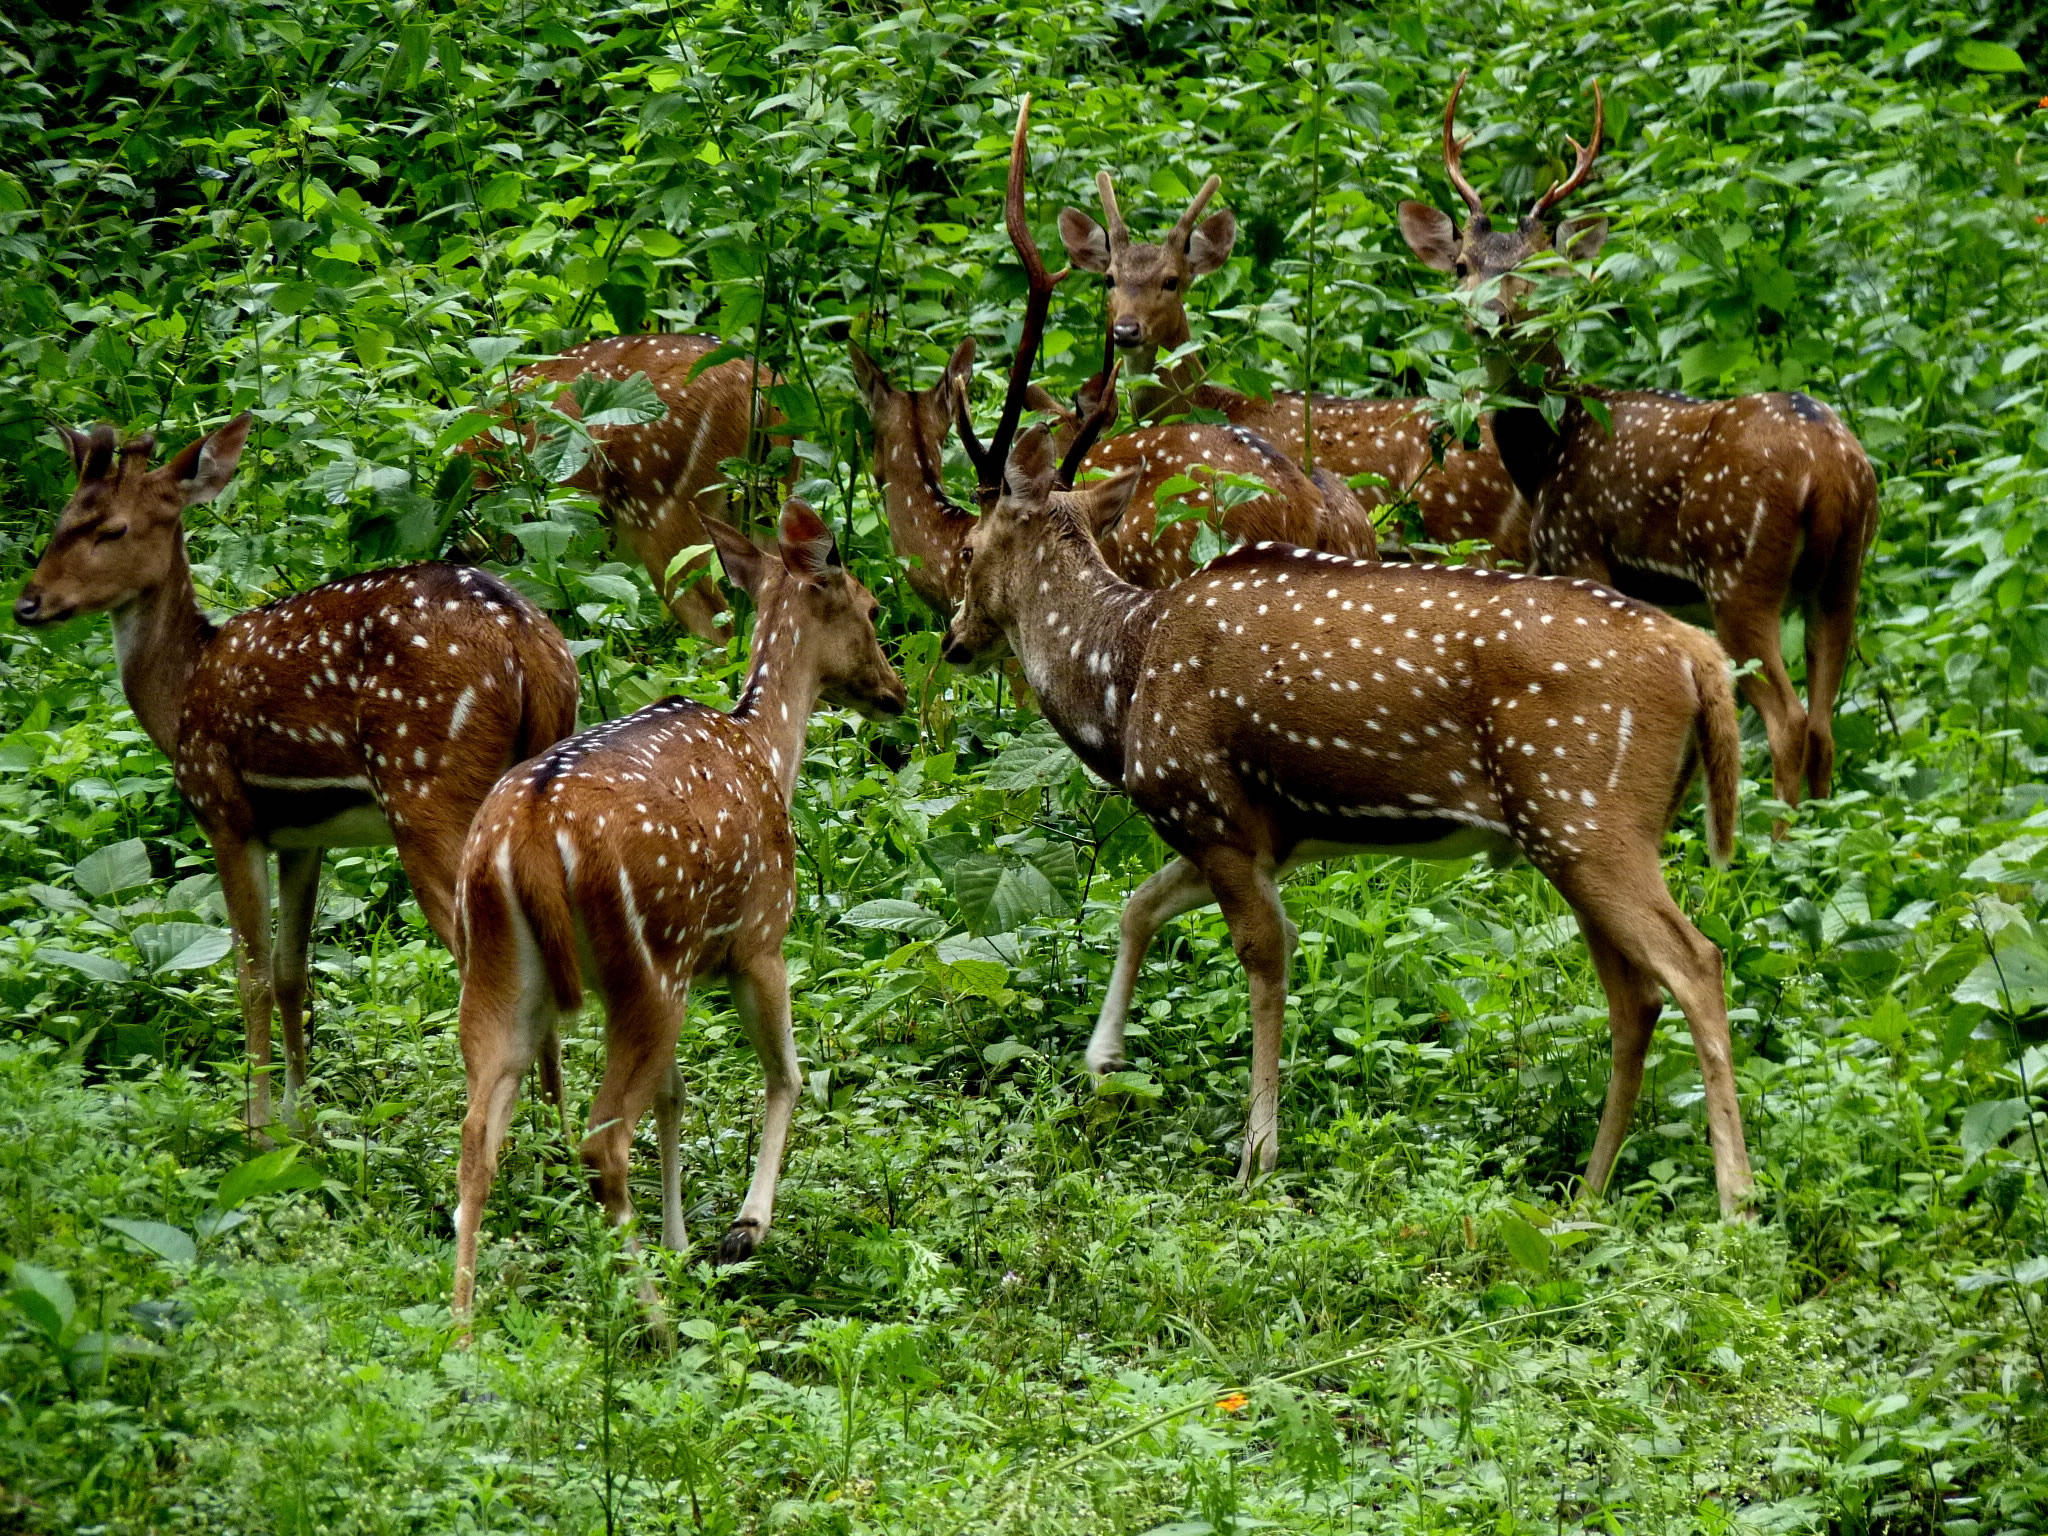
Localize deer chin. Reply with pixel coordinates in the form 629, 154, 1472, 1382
940, 622, 1010, 672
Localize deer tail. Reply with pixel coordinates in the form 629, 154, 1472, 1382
505, 824, 584, 1014
515, 632, 581, 765
1682, 631, 1741, 868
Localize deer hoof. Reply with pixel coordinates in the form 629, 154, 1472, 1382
717, 1220, 762, 1266
1085, 1042, 1126, 1075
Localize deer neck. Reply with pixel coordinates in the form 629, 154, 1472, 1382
1482, 338, 1597, 505
872, 434, 973, 602
729, 590, 828, 803
110, 530, 215, 758
999, 517, 1163, 783
1124, 320, 1212, 424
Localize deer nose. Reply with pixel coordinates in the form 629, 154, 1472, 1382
1111, 319, 1143, 348
941, 635, 974, 667
13, 590, 43, 625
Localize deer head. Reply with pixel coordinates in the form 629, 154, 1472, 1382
16, 413, 252, 627
1059, 171, 1237, 371
1397, 73, 1608, 321
703, 499, 907, 720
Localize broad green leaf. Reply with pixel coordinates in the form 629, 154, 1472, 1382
215, 1148, 320, 1215
101, 1218, 198, 1266
75, 838, 150, 898
1499, 1213, 1553, 1275
511, 521, 577, 565
1959, 1098, 2033, 1167
1096, 1069, 1163, 1101
7, 1262, 75, 1341
468, 336, 525, 369
1953, 40, 2023, 72
839, 900, 945, 937
132, 923, 234, 975
570, 370, 666, 428
982, 1038, 1033, 1067
40, 949, 132, 984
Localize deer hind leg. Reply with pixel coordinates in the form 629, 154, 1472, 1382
1714, 598, 1808, 825
393, 815, 469, 955
271, 848, 321, 1133
653, 1060, 688, 1251
582, 969, 687, 1242
1575, 919, 1661, 1202
1090, 857, 1215, 1075
1201, 849, 1291, 1184
1560, 852, 1754, 1219
722, 951, 799, 1264
452, 898, 560, 1322
212, 833, 277, 1132
1801, 575, 1862, 803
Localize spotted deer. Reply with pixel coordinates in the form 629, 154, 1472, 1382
1058, 170, 1527, 558
14, 413, 581, 1131
941, 101, 1755, 1217
1397, 75, 1879, 817
466, 335, 791, 639
449, 498, 906, 1322
851, 338, 1371, 611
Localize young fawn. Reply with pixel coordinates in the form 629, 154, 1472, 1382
1398, 75, 1879, 816
14, 413, 580, 1130
450, 498, 906, 1321
941, 102, 1755, 1218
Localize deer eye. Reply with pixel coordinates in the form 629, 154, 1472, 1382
1161, 276, 1179, 292
95, 523, 129, 543
1102, 275, 1114, 290
959, 544, 973, 568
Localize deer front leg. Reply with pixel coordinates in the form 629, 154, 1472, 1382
1089, 857, 1214, 1074
1203, 850, 1291, 1184
722, 952, 799, 1264
211, 833, 275, 1133
271, 848, 321, 1135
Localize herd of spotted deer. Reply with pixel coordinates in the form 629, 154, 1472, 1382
13, 84, 1878, 1324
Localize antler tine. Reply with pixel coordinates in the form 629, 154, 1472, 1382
1530, 79, 1604, 222
1095, 169, 1130, 251
1056, 360, 1121, 489
979, 93, 1070, 496
1441, 70, 1487, 221
1168, 174, 1221, 247
953, 376, 990, 478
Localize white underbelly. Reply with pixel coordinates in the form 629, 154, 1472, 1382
1283, 827, 1519, 872
268, 805, 396, 849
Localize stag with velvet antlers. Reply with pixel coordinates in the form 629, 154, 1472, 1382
1058, 163, 1526, 559
1398, 74, 1879, 819
465, 336, 790, 640
942, 100, 1755, 1217
14, 413, 581, 1131
450, 498, 906, 1322
851, 336, 1371, 614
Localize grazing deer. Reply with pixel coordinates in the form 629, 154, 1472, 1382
466, 335, 790, 640
851, 339, 1371, 610
1058, 171, 1527, 558
1397, 75, 1879, 815
14, 413, 581, 1131
449, 498, 906, 1322
941, 100, 1755, 1217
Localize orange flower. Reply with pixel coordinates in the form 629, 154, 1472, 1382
1216, 1392, 1249, 1413
2038, 95, 2048, 108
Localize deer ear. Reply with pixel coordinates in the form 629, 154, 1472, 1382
943, 338, 975, 406
1058, 207, 1111, 273
704, 515, 770, 598
777, 497, 842, 580
1001, 425, 1057, 506
164, 411, 253, 506
1023, 384, 1075, 427
848, 343, 889, 408
65, 424, 116, 483
1069, 463, 1143, 538
1398, 202, 1461, 272
1559, 216, 1609, 263
1186, 210, 1237, 275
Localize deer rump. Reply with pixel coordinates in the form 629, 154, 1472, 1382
1116, 545, 1735, 869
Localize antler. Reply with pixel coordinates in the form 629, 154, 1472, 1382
1529, 79, 1604, 222
971, 93, 1070, 500
1167, 174, 1221, 251
1056, 360, 1121, 489
1441, 70, 1487, 222
1095, 170, 1130, 253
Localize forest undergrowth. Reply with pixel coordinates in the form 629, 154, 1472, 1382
0, 0, 2044, 1530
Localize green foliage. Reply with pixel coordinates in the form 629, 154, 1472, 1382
0, 0, 2044, 1530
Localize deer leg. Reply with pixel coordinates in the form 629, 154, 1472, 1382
653, 1058, 688, 1252
212, 834, 276, 1133
723, 953, 799, 1264
1089, 857, 1214, 1074
1801, 588, 1858, 803
1714, 600, 1808, 825
581, 974, 687, 1240
393, 822, 465, 955
271, 848, 321, 1134
1575, 919, 1661, 1202
539, 1027, 569, 1142
1203, 850, 1291, 1184
1564, 854, 1754, 1219
452, 902, 559, 1323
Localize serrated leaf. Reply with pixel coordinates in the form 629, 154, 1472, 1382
839, 900, 945, 937
75, 838, 150, 898
983, 743, 1074, 791
468, 335, 525, 369
511, 521, 577, 565
101, 1218, 197, 1266
570, 370, 666, 428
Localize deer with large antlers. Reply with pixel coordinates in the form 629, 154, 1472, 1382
852, 338, 1371, 610
465, 335, 790, 639
450, 498, 906, 1322
1398, 75, 1879, 817
14, 414, 581, 1131
942, 98, 1755, 1217
1058, 167, 1527, 560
